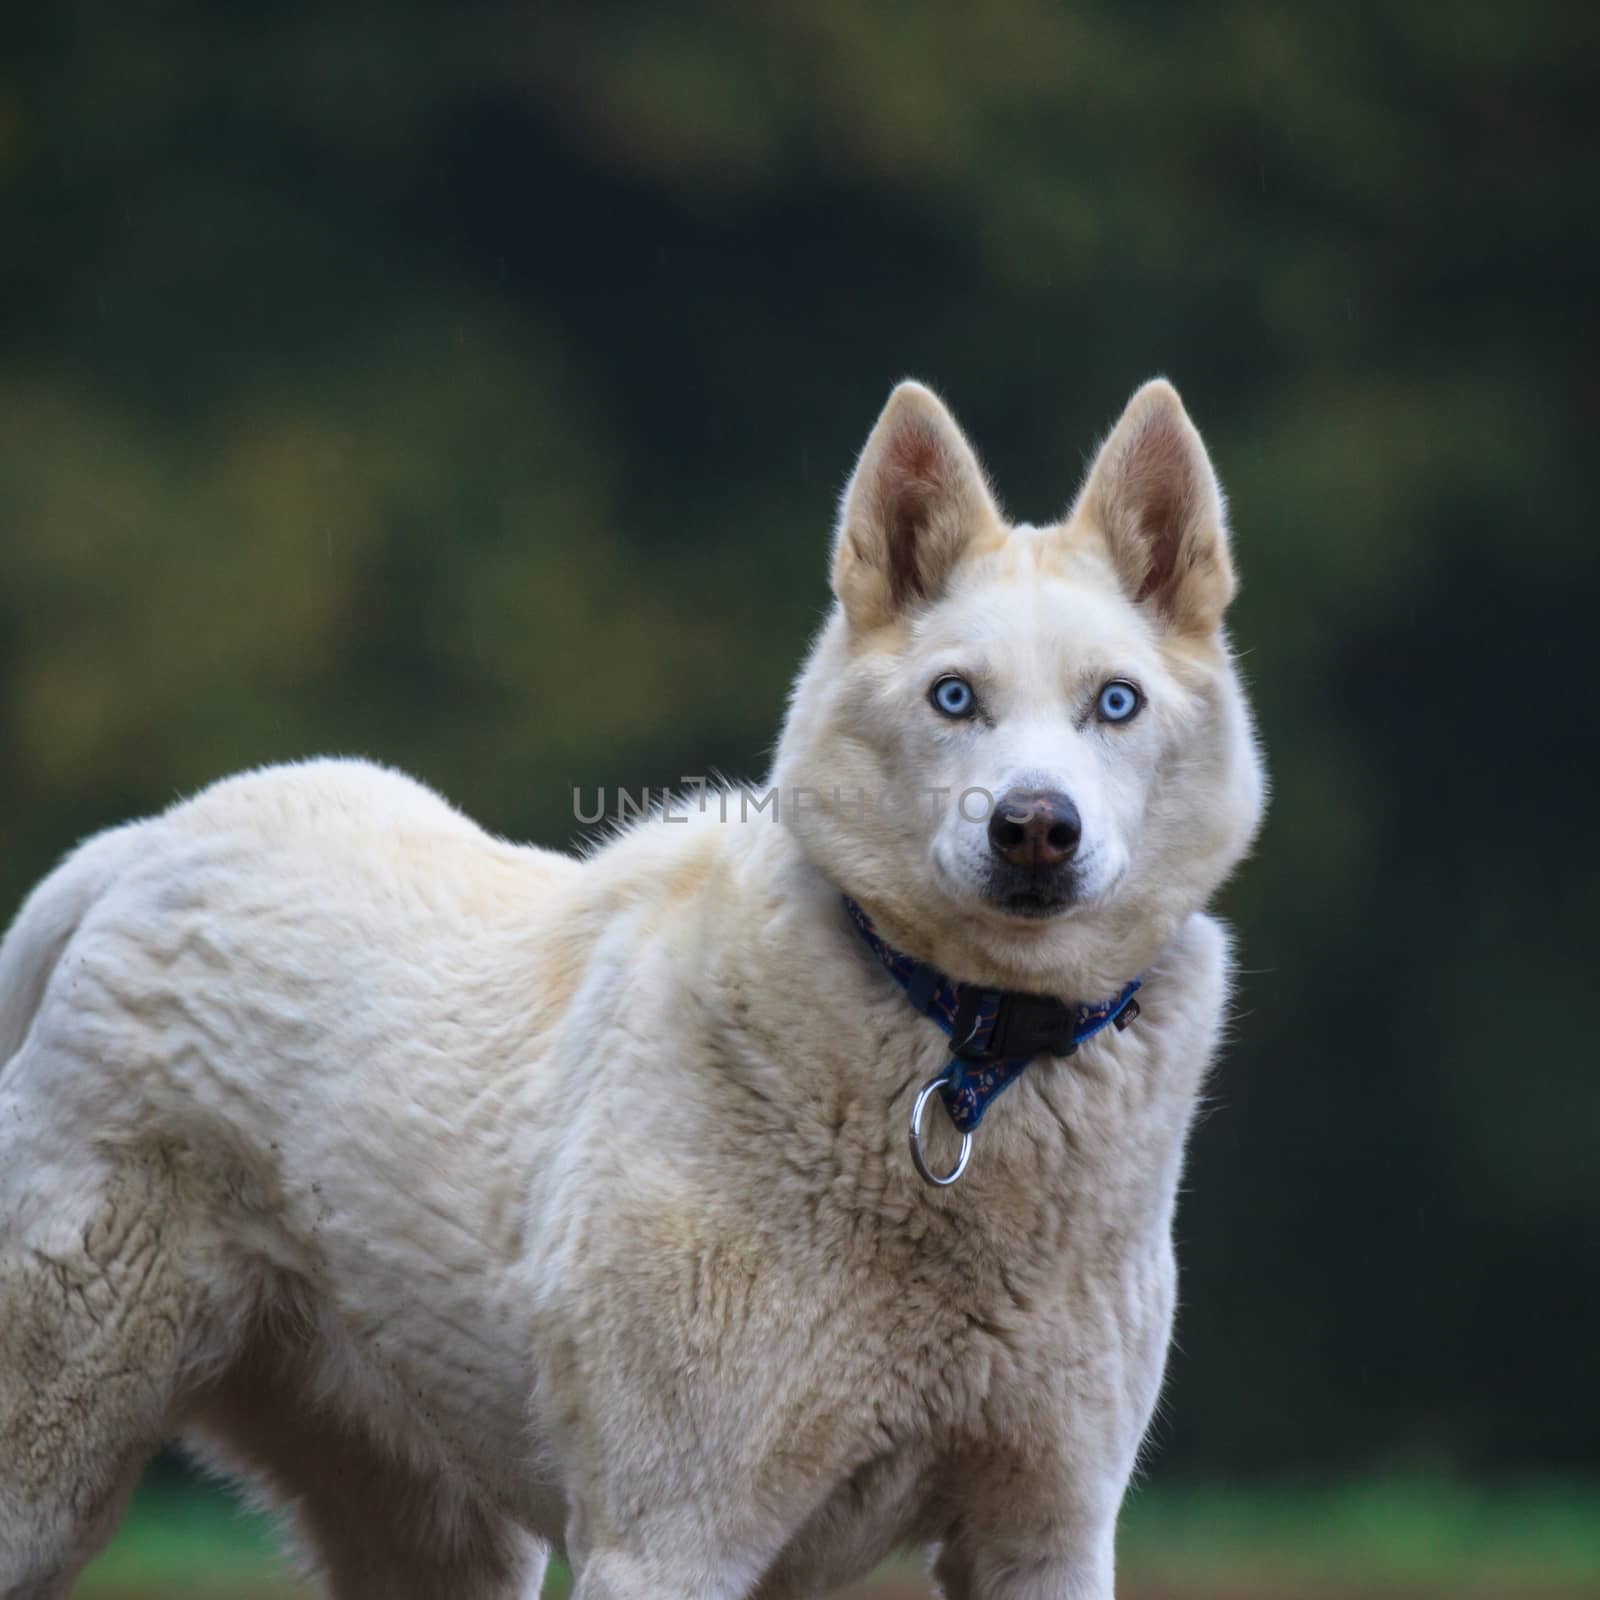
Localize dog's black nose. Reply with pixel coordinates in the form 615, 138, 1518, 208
988, 790, 1081, 870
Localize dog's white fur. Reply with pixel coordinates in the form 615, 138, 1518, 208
0, 379, 1263, 1599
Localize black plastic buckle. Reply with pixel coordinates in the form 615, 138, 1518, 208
950, 988, 1079, 1063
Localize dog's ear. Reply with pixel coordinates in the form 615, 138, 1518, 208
832, 381, 1001, 631
1074, 378, 1236, 636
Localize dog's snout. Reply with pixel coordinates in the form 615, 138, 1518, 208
987, 790, 1081, 870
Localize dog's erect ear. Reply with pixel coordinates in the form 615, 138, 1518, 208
832, 381, 1000, 631
1075, 379, 1236, 636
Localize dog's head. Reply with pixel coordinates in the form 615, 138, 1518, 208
774, 379, 1266, 996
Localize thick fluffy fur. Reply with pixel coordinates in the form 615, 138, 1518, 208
0, 380, 1263, 1599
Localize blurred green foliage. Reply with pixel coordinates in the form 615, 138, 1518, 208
1, 2, 1595, 1489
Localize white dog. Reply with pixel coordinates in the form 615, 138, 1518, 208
0, 378, 1264, 1600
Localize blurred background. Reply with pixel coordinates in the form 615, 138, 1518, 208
3, 4, 1596, 1596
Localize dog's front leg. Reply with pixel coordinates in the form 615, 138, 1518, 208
569, 1545, 760, 1600
933, 1228, 1177, 1600
930, 1355, 1155, 1600
565, 1493, 775, 1600
932, 1521, 1117, 1600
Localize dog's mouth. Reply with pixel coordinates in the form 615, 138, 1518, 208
982, 866, 1080, 921
990, 888, 1071, 920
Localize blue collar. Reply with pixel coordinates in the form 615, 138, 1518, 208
843, 896, 1142, 1134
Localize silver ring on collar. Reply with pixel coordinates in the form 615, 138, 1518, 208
909, 1071, 973, 1187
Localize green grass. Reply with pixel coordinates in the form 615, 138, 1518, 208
79, 1477, 1600, 1596
1118, 1477, 1600, 1591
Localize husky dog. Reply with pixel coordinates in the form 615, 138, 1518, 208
0, 379, 1263, 1599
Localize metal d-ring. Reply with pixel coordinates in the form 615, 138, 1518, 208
909, 1071, 973, 1187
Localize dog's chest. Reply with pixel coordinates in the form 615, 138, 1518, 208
563, 919, 1209, 1573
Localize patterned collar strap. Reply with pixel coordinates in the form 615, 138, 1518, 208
842, 896, 1142, 1135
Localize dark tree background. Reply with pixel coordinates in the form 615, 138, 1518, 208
1, 3, 1595, 1485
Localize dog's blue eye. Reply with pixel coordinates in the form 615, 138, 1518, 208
1096, 679, 1142, 723
930, 675, 976, 719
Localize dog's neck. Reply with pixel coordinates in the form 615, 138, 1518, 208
841, 895, 1142, 1137
826, 871, 1176, 1007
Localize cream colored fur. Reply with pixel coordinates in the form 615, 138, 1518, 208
0, 379, 1264, 1599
